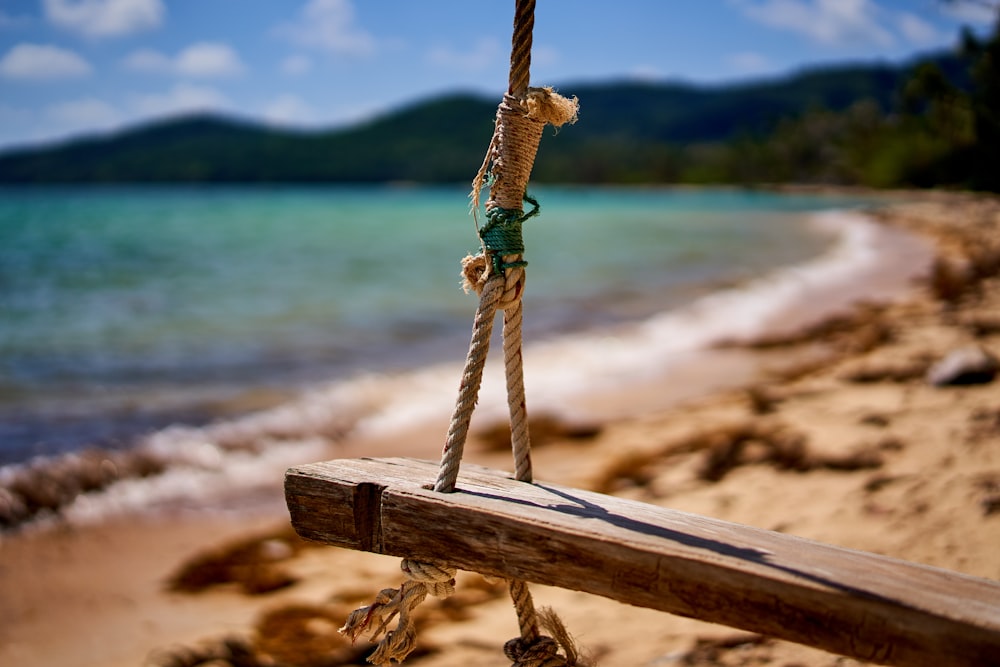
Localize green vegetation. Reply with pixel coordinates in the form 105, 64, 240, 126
0, 15, 997, 191
693, 15, 999, 191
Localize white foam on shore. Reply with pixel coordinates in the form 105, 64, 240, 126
355, 209, 932, 434
12, 209, 933, 527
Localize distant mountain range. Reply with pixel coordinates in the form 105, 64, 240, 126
0, 52, 969, 184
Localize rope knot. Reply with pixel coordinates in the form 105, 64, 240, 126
479, 195, 538, 277
503, 636, 567, 666
503, 606, 586, 667
400, 558, 457, 597
460, 253, 490, 295
461, 196, 537, 306
339, 560, 456, 665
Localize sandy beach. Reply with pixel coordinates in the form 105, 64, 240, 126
1, 190, 999, 666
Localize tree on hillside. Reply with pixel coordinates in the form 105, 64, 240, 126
907, 5, 1000, 189
963, 12, 1000, 189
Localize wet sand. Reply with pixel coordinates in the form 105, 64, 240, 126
1, 190, 999, 666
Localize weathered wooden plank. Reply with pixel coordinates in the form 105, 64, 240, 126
285, 457, 1000, 667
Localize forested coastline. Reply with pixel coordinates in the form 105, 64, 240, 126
1, 16, 996, 191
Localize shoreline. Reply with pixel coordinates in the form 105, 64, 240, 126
2, 190, 998, 666
0, 203, 928, 530
0, 184, 854, 466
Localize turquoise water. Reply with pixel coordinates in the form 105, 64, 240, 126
0, 185, 875, 462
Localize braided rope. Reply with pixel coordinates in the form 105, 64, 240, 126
434, 274, 502, 493
473, 4, 578, 665
452, 2, 578, 664
509, 0, 534, 97
504, 300, 532, 482
342, 3, 581, 664
509, 579, 540, 643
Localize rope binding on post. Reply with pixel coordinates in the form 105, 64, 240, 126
478, 194, 539, 277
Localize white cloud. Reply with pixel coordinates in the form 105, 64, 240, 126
277, 0, 375, 56
281, 54, 313, 76
131, 82, 229, 117
123, 42, 245, 78
896, 12, 940, 45
734, 0, 895, 47
730, 51, 772, 73
43, 0, 164, 38
0, 43, 92, 79
263, 94, 316, 125
426, 37, 502, 72
941, 1, 999, 25
46, 97, 121, 127
175, 42, 244, 77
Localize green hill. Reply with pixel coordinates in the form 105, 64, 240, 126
0, 53, 972, 184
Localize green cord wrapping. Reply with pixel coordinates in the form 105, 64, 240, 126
478, 194, 539, 276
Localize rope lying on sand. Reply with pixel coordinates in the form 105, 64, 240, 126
339, 1, 582, 665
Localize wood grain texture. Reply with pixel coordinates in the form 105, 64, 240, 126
285, 457, 1000, 667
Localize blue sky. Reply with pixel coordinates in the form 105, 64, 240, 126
0, 0, 995, 152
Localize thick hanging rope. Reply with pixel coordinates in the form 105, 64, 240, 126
446, 23, 578, 498
446, 1, 579, 660
341, 2, 579, 664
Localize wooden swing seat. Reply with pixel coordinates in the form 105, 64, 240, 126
285, 457, 1000, 667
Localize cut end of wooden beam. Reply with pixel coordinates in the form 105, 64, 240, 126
285, 457, 1000, 667
284, 464, 392, 553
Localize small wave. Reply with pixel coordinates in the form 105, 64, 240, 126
476, 210, 929, 409
278, 210, 931, 439
1, 210, 931, 531
0, 382, 377, 530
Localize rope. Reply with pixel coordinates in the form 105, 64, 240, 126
509, 0, 534, 97
504, 300, 531, 482
462, 3, 579, 664
471, 90, 576, 217
505, 607, 583, 667
341, 2, 581, 663
509, 579, 540, 643
339, 559, 456, 665
434, 274, 502, 493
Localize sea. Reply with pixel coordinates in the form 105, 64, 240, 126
0, 185, 930, 526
